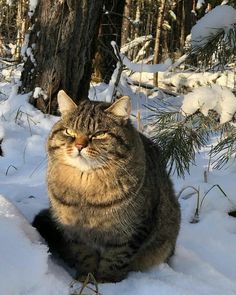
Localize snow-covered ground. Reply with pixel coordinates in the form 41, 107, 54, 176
1, 74, 236, 295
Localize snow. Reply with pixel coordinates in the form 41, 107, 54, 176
1, 70, 236, 294
181, 84, 236, 123
191, 5, 236, 49
26, 46, 36, 66
6, 0, 13, 5
0, 125, 4, 139
112, 41, 172, 74
0, 195, 70, 295
21, 33, 30, 59
29, 0, 38, 17
196, 0, 205, 9
121, 35, 153, 54
33, 87, 47, 100
121, 53, 171, 73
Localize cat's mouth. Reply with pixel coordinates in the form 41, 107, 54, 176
70, 148, 89, 161
66, 148, 103, 171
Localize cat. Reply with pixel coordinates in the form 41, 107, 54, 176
33, 90, 180, 283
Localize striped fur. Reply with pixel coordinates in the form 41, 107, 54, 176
33, 92, 180, 283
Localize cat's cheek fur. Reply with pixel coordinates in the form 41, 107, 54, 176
66, 146, 80, 158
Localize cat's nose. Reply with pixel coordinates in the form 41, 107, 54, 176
75, 135, 88, 152
75, 143, 85, 151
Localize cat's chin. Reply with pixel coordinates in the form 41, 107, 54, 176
65, 154, 102, 172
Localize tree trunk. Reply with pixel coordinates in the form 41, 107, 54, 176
179, 0, 193, 54
153, 0, 166, 86
20, 0, 104, 114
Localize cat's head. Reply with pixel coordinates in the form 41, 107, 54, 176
48, 90, 136, 171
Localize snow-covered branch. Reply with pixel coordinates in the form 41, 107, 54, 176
191, 5, 236, 50
121, 35, 153, 54
120, 53, 171, 73
181, 85, 236, 124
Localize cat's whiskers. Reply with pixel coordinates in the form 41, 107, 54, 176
96, 161, 145, 238
29, 156, 48, 177
51, 146, 140, 185
95, 162, 140, 223
110, 159, 140, 186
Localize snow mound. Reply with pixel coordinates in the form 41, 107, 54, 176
181, 85, 236, 123
0, 195, 69, 294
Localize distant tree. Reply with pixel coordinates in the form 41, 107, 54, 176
92, 0, 125, 84
20, 0, 104, 114
153, 0, 166, 86
15, 0, 28, 61
121, 0, 132, 47
0, 1, 17, 58
180, 0, 195, 52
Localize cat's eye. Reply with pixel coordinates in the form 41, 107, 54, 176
92, 131, 108, 140
64, 128, 76, 138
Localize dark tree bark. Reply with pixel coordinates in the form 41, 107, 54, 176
92, 0, 125, 84
20, 0, 104, 114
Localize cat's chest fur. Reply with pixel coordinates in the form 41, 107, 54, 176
48, 161, 145, 244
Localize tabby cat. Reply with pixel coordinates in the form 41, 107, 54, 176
33, 90, 180, 283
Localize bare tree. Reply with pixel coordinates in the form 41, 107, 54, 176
15, 0, 28, 60
153, 0, 166, 86
92, 0, 125, 84
121, 0, 132, 47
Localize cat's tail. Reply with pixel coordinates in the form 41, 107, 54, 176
32, 208, 65, 251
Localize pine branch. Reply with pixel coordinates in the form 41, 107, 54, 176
210, 128, 236, 169
190, 24, 236, 70
146, 99, 236, 177
147, 107, 209, 177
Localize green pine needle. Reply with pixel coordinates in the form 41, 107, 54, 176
210, 128, 236, 169
146, 101, 236, 177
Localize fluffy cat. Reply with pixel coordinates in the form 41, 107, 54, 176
33, 90, 180, 283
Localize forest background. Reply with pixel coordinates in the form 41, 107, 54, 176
1, 1, 236, 294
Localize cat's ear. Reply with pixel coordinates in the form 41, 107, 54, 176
57, 90, 77, 115
105, 96, 131, 120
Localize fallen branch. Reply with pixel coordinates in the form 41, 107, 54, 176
128, 80, 179, 97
